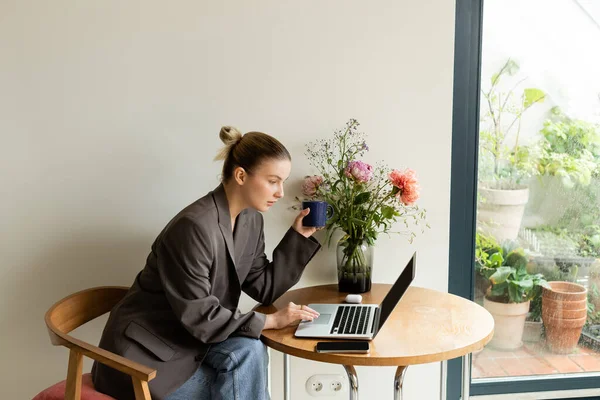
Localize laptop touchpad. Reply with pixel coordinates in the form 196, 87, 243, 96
312, 314, 331, 324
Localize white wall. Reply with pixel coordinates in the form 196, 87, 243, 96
0, 1, 455, 399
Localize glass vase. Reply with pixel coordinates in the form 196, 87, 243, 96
336, 237, 374, 293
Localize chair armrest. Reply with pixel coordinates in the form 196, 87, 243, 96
47, 326, 156, 382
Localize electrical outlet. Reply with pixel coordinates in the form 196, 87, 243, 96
330, 380, 343, 392
305, 374, 346, 397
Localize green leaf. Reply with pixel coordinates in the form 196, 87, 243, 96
505, 59, 519, 75
354, 192, 371, 205
350, 217, 367, 226
508, 283, 520, 303
488, 252, 504, 268
512, 278, 533, 289
489, 267, 514, 284
381, 205, 395, 220
490, 282, 508, 297
505, 250, 527, 270
524, 88, 545, 107
491, 73, 500, 86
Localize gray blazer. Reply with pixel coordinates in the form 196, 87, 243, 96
92, 184, 321, 399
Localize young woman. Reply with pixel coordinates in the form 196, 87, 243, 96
92, 126, 321, 400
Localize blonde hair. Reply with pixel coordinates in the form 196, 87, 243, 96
214, 126, 291, 183
214, 126, 244, 162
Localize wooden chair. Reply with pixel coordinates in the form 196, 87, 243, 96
35, 287, 156, 400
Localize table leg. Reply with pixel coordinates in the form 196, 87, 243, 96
284, 353, 291, 400
393, 366, 408, 400
343, 365, 359, 400
462, 353, 471, 400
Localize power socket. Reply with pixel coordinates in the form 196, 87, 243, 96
305, 374, 346, 397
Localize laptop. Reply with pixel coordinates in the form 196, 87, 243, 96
294, 252, 416, 340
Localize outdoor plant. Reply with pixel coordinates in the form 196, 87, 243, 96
586, 290, 600, 326
528, 290, 543, 322
479, 58, 546, 189
475, 232, 549, 303
537, 106, 600, 187
299, 119, 428, 288
557, 184, 600, 230
579, 225, 600, 258
529, 225, 600, 259
588, 267, 600, 326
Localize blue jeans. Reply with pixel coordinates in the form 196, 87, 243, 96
166, 336, 270, 400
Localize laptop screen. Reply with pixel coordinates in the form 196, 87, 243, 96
376, 252, 416, 333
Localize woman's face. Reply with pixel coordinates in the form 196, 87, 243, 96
240, 158, 291, 212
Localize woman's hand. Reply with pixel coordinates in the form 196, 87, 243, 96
292, 208, 320, 238
263, 302, 320, 330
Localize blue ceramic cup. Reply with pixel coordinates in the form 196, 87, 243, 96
302, 201, 334, 227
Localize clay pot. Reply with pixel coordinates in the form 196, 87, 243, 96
478, 186, 529, 242
542, 307, 587, 320
543, 281, 587, 301
542, 281, 588, 354
484, 297, 530, 350
542, 296, 587, 310
544, 316, 587, 354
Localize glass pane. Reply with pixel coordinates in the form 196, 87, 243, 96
473, 0, 600, 380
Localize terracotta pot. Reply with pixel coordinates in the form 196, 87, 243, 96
543, 282, 587, 301
542, 296, 587, 311
542, 307, 587, 320
542, 281, 588, 354
543, 315, 587, 354
483, 297, 530, 350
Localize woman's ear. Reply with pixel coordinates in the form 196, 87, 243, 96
233, 166, 247, 185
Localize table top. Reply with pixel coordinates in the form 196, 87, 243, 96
256, 284, 494, 366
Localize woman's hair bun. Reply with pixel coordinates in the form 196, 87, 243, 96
219, 126, 243, 146
214, 126, 243, 161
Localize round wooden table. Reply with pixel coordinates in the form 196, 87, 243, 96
256, 284, 494, 400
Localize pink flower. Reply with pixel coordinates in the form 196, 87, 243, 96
388, 168, 420, 205
302, 175, 324, 197
344, 160, 373, 183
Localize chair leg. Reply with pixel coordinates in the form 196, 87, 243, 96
65, 349, 83, 400
132, 377, 151, 400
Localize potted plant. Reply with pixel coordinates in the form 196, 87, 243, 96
299, 119, 428, 293
478, 58, 546, 242
477, 237, 549, 350
474, 232, 502, 304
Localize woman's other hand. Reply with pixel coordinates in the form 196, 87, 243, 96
292, 208, 319, 238
263, 302, 320, 330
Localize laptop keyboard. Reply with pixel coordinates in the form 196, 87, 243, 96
330, 306, 371, 335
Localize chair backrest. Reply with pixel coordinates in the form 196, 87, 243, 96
44, 286, 155, 400
46, 286, 128, 345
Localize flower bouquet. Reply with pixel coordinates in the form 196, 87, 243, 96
299, 119, 428, 293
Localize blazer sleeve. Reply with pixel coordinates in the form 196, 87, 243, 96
156, 217, 266, 343
242, 216, 321, 305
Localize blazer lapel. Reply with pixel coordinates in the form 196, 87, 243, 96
233, 211, 250, 264
212, 184, 244, 284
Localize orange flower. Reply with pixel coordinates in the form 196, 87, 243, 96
388, 169, 420, 205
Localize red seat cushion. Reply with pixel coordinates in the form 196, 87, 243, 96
33, 373, 115, 400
